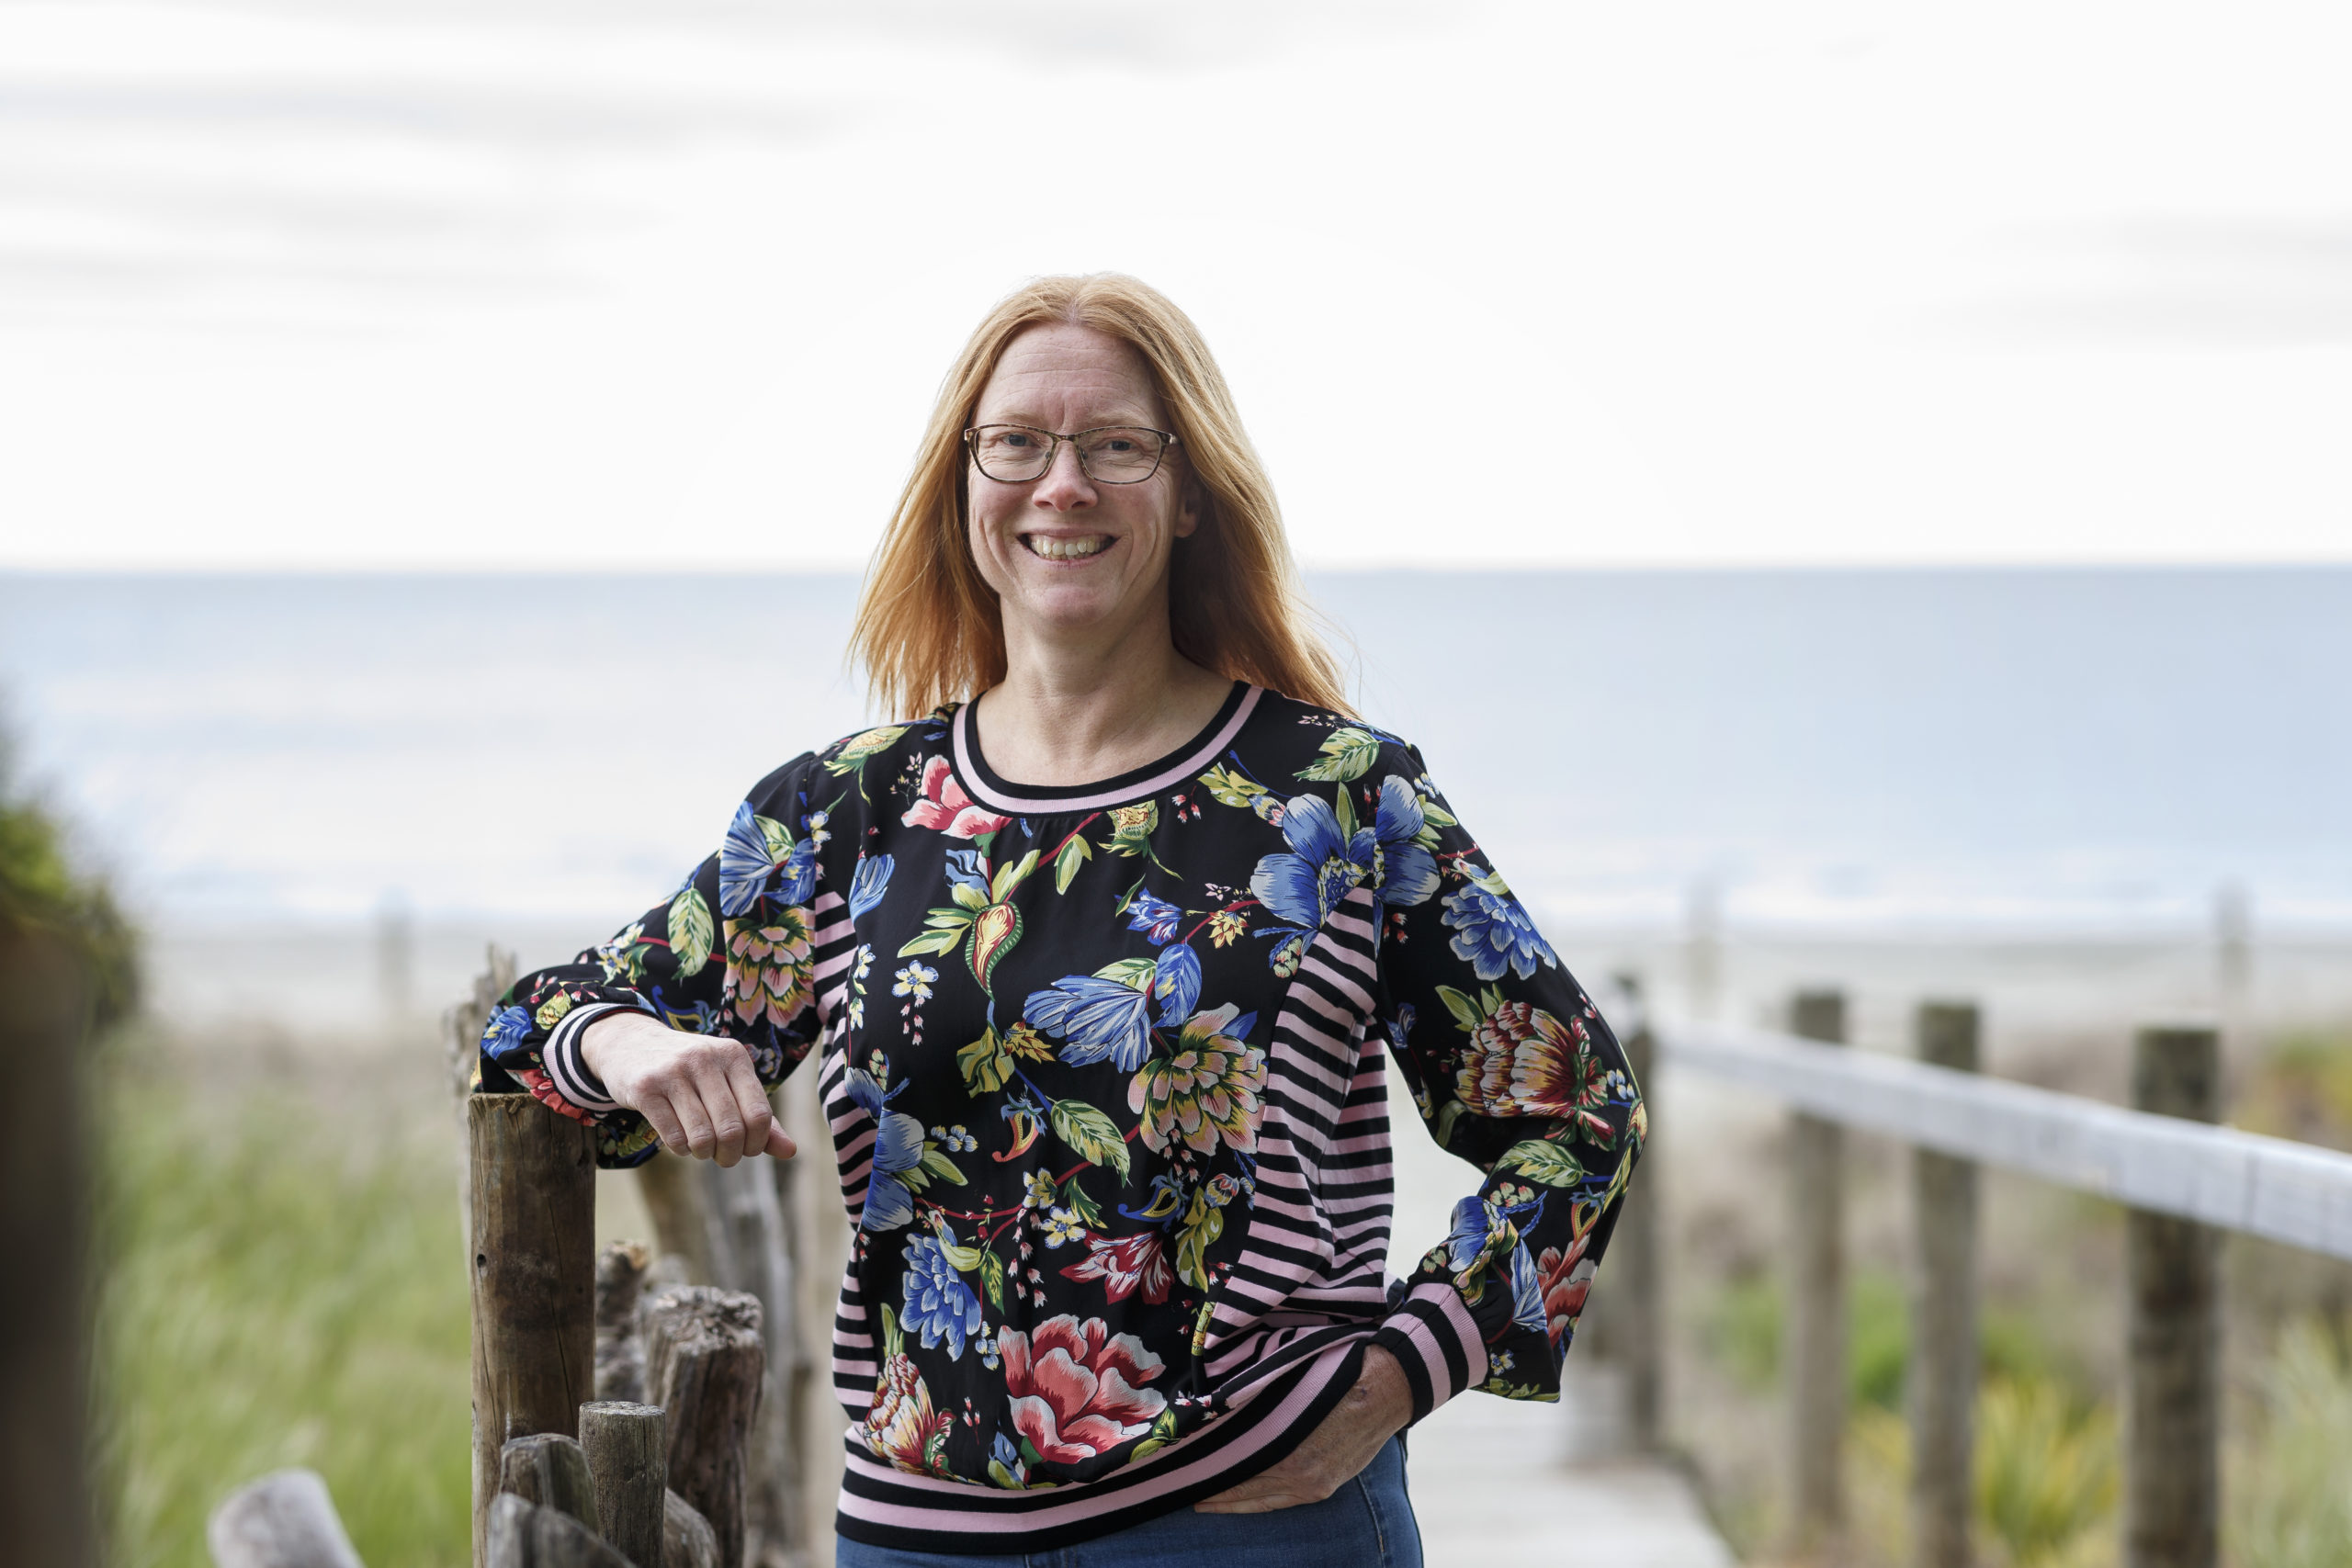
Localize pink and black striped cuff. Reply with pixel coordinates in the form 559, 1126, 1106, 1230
1371, 1280, 1489, 1423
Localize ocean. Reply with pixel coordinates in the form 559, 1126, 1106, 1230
5, 568, 2349, 1039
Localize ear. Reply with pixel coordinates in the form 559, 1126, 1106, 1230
1174, 476, 1204, 540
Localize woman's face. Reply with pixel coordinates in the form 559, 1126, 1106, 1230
966, 321, 1197, 650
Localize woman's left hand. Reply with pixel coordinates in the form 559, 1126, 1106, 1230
1193, 1345, 1414, 1514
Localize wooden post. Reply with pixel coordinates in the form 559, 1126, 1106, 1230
499, 1433, 598, 1529
487, 1495, 632, 1568
1787, 987, 1848, 1558
2127, 1025, 2222, 1568
1604, 982, 1663, 1451
580, 1402, 667, 1568
1909, 1002, 1980, 1568
595, 1242, 652, 1404
642, 1287, 765, 1568
0, 929, 93, 1568
471, 1095, 599, 1568
663, 1492, 719, 1568
207, 1470, 365, 1568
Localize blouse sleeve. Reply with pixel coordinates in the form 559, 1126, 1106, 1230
1364, 741, 1646, 1421
473, 751, 833, 1168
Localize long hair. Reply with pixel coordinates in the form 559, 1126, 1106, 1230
852, 274, 1351, 719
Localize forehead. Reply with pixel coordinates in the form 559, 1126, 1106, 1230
976, 322, 1163, 424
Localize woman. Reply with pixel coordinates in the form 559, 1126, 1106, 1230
478, 274, 1644, 1566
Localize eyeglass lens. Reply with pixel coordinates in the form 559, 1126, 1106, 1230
970, 426, 1167, 483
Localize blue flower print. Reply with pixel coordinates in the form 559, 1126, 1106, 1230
1124, 889, 1182, 944
718, 800, 817, 917
849, 852, 895, 919
1442, 1195, 1508, 1275
481, 1004, 533, 1064
1372, 776, 1440, 908
1440, 874, 1556, 981
1248, 794, 1373, 929
1151, 942, 1201, 1026
1508, 1241, 1548, 1336
943, 848, 989, 903
900, 1235, 983, 1359
1023, 944, 1202, 1070
1023, 976, 1150, 1068
844, 1069, 926, 1231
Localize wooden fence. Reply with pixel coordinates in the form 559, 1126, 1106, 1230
1598, 986, 2352, 1568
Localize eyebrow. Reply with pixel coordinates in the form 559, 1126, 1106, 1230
977, 412, 1161, 429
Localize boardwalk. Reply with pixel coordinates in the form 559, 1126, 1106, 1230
1408, 1385, 1735, 1568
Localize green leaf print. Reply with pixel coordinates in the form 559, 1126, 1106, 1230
1296, 726, 1379, 783
1196, 763, 1267, 809
956, 1028, 1014, 1094
898, 925, 966, 959
667, 886, 715, 979
1048, 1099, 1132, 1180
1093, 956, 1157, 991
990, 849, 1042, 903
1176, 1201, 1224, 1292
1060, 1178, 1106, 1229
1435, 985, 1485, 1032
1499, 1139, 1588, 1188
981, 1249, 1008, 1312
824, 725, 910, 774
1052, 833, 1092, 894
918, 1145, 967, 1186
755, 813, 793, 862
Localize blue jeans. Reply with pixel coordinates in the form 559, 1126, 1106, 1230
835, 1436, 1421, 1568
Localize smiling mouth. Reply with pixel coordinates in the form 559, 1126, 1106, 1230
1022, 534, 1111, 560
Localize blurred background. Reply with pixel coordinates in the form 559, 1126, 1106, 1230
5, 2, 2349, 1565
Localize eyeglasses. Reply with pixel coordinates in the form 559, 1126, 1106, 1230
964, 423, 1178, 485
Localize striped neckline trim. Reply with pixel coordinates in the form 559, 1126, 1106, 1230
951, 682, 1262, 815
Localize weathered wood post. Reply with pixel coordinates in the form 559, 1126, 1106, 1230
1612, 984, 1663, 1450
471, 1094, 599, 1568
580, 1402, 668, 1568
642, 1286, 766, 1568
208, 1470, 365, 1568
1908, 1002, 1980, 1568
498, 1433, 598, 1529
2126, 1024, 2222, 1568
1787, 987, 1848, 1558
0, 928, 93, 1568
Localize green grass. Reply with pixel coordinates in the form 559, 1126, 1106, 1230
91, 1053, 471, 1568
2231, 1320, 2352, 1568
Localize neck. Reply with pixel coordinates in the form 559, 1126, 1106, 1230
978, 604, 1233, 787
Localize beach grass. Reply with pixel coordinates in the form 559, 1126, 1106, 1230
90, 1039, 470, 1568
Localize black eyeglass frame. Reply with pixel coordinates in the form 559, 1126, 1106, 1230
963, 423, 1181, 486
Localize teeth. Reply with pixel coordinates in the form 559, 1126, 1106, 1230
1025, 535, 1109, 559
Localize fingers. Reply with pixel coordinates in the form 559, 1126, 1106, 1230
596, 1025, 785, 1165
1192, 1481, 1321, 1515
719, 1049, 775, 1169
638, 1094, 693, 1159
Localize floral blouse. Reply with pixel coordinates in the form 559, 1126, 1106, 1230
478, 682, 1645, 1555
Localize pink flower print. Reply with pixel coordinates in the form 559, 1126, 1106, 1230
901, 755, 1012, 840
998, 1314, 1167, 1462
1058, 1231, 1174, 1305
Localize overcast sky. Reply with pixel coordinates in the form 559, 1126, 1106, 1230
4, 0, 2347, 571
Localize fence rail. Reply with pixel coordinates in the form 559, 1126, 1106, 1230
1654, 1015, 2352, 1262
1600, 988, 2331, 1568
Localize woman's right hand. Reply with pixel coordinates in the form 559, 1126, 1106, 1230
580, 1011, 797, 1167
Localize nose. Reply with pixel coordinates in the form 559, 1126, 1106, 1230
1029, 438, 1095, 511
